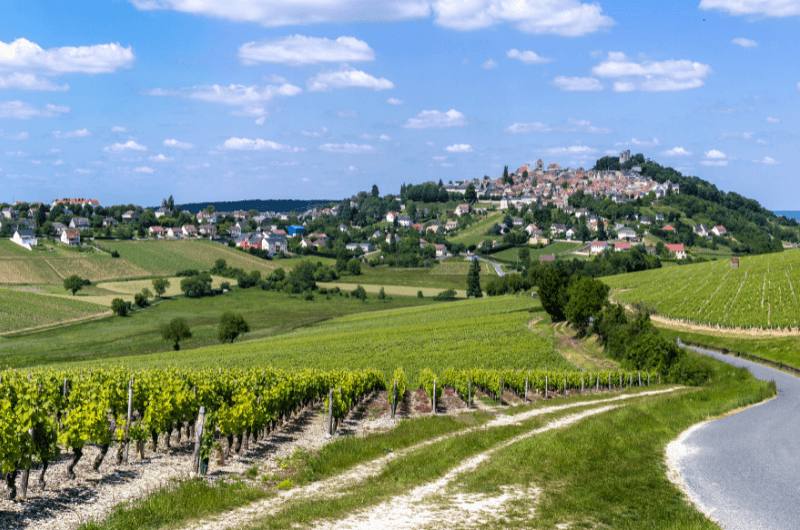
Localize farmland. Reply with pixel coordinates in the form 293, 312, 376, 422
490, 241, 584, 264
53, 296, 571, 382
0, 287, 108, 333
604, 249, 800, 329
334, 262, 492, 292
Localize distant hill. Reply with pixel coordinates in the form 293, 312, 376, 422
177, 199, 334, 214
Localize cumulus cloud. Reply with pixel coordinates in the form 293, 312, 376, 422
0, 38, 134, 76
404, 109, 467, 129
301, 127, 329, 137
163, 139, 194, 149
1, 131, 29, 140
319, 143, 374, 154
150, 83, 302, 106
0, 101, 69, 119
481, 59, 497, 69
104, 140, 147, 152
701, 149, 728, 166
386, 98, 404, 105
700, 0, 800, 17
221, 137, 303, 152
441, 162, 455, 167
74, 168, 94, 174
766, 117, 780, 123
0, 73, 68, 91
592, 52, 711, 92
133, 166, 154, 173
239, 35, 374, 65
432, 0, 614, 36
149, 154, 174, 162
705, 149, 727, 159
701, 160, 728, 167
542, 145, 598, 157
720, 131, 754, 139
53, 128, 91, 139
616, 138, 660, 147
359, 133, 392, 141
444, 143, 473, 153
111, 126, 128, 133
307, 65, 394, 92
662, 147, 692, 156
732, 38, 758, 48
506, 49, 551, 64
755, 156, 779, 165
52, 159, 63, 166
506, 118, 609, 134
553, 76, 603, 91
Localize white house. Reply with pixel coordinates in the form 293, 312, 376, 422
435, 244, 446, 258
386, 211, 399, 223
666, 243, 687, 260
398, 215, 412, 227
712, 225, 728, 237
11, 229, 37, 249
455, 204, 470, 217
61, 229, 81, 246
590, 241, 608, 255
182, 225, 198, 237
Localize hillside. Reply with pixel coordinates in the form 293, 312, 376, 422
603, 249, 800, 330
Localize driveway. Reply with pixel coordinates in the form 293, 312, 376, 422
477, 256, 505, 277
674, 346, 800, 530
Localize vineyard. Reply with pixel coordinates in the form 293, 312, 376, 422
604, 249, 800, 330
58, 297, 572, 380
0, 288, 108, 333
491, 242, 584, 263
429, 261, 494, 276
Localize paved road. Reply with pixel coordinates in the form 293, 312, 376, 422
477, 257, 505, 277
676, 346, 800, 530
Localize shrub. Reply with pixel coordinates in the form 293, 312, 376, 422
352, 285, 367, 301
220, 281, 230, 291
417, 290, 424, 299
434, 289, 457, 301
111, 298, 128, 316
218, 311, 250, 343
176, 269, 200, 277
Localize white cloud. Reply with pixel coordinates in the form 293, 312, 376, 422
0, 73, 68, 91
149, 154, 174, 162
798, 81, 800, 91
700, 0, 800, 17
0, 38, 134, 75
700, 160, 728, 167
307, 65, 394, 92
756, 156, 779, 165
52, 159, 63, 166
104, 140, 147, 152
5, 151, 27, 156
74, 168, 94, 174
705, 149, 727, 159
50, 148, 61, 153
221, 137, 303, 152
616, 137, 660, 147
151, 83, 302, 106
337, 110, 358, 117
360, 133, 392, 141
506, 49, 551, 64
441, 162, 455, 167
270, 160, 299, 166
1, 131, 29, 140
592, 52, 711, 92
134, 166, 154, 173
662, 147, 692, 156
112, 126, 128, 133
542, 145, 598, 157
0, 101, 69, 119
766, 117, 780, 123
386, 97, 404, 105
720, 131, 754, 139
431, 0, 614, 36
186, 162, 211, 169
163, 139, 194, 149
757, 139, 768, 145
302, 127, 329, 137
553, 76, 603, 91
426, 141, 435, 146
319, 143, 374, 154
444, 143, 473, 153
404, 109, 467, 129
53, 128, 91, 139
507, 118, 609, 134
481, 59, 497, 69
239, 35, 374, 65
732, 38, 758, 48
432, 155, 447, 160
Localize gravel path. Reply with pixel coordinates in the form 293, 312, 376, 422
669, 347, 797, 530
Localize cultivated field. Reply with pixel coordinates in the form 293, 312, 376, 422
0, 287, 107, 333
491, 242, 584, 263
604, 249, 800, 329
429, 261, 494, 275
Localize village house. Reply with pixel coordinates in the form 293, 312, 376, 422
346, 242, 375, 253
693, 224, 709, 237
616, 227, 637, 240
11, 229, 37, 249
227, 225, 242, 238
166, 227, 181, 239
182, 225, 197, 238
590, 241, 608, 255
102, 217, 119, 228
52, 222, 67, 235
198, 224, 217, 237
529, 234, 549, 245
666, 243, 687, 259
435, 244, 446, 258
149, 226, 165, 237
662, 225, 676, 232
263, 233, 288, 255
614, 241, 632, 252
386, 211, 399, 223
455, 204, 470, 217
121, 210, 138, 222
398, 215, 412, 228
154, 208, 169, 219
445, 220, 459, 232
70, 217, 91, 230
712, 226, 728, 237
61, 229, 81, 246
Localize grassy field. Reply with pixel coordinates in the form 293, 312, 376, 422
334, 263, 490, 292
318, 282, 467, 298
0, 288, 435, 367
604, 249, 800, 329
0, 287, 108, 333
491, 242, 583, 264
428, 260, 494, 275
50, 296, 571, 382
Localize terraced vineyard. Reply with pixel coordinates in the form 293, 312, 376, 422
0, 288, 107, 333
58, 296, 572, 383
604, 250, 800, 330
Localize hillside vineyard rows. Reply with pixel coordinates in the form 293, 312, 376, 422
59, 297, 572, 378
605, 250, 800, 329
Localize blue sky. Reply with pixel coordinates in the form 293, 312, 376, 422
1, 0, 798, 208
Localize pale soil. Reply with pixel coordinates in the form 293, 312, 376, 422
181, 388, 679, 530
665, 422, 720, 525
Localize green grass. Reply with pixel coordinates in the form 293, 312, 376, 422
79, 478, 272, 530
45, 296, 571, 385
0, 287, 108, 333
491, 242, 583, 264
334, 264, 482, 292
0, 288, 435, 367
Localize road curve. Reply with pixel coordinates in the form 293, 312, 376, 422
674, 346, 800, 530
477, 257, 505, 277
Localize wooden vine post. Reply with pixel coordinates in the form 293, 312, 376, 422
432, 378, 437, 415
596, 373, 599, 392
124, 377, 133, 465
639, 372, 642, 387
564, 374, 567, 397
467, 377, 472, 408
581, 373, 584, 393
191, 406, 205, 475
498, 377, 503, 405
545, 376, 548, 399
391, 379, 397, 420
327, 388, 334, 436
524, 376, 529, 403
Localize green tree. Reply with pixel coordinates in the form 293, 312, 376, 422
378, 286, 386, 300
538, 266, 570, 321
181, 274, 213, 298
352, 285, 367, 301
111, 298, 128, 317
371, 184, 380, 198
564, 276, 610, 334
596, 221, 608, 241
417, 290, 424, 299
217, 311, 250, 343
466, 259, 483, 298
502, 165, 510, 185
152, 277, 170, 298
464, 183, 477, 204
63, 275, 87, 296
161, 317, 192, 350
347, 257, 362, 275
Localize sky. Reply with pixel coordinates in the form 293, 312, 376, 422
1, 0, 799, 209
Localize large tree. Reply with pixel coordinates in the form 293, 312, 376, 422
217, 311, 250, 343
161, 317, 192, 350
537, 265, 570, 322
152, 277, 171, 298
63, 275, 88, 296
564, 276, 609, 334
464, 183, 477, 204
466, 259, 483, 298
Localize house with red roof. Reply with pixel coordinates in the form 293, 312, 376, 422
662, 225, 676, 232
590, 240, 608, 255
614, 241, 631, 252
712, 226, 728, 237
665, 244, 687, 260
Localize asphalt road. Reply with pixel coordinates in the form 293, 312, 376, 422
477, 257, 505, 277
677, 346, 800, 530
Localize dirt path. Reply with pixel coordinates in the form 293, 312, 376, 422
526, 319, 617, 371
180, 389, 679, 530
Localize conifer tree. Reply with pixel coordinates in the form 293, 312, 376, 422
467, 259, 483, 298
